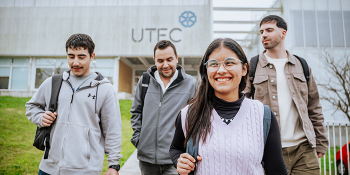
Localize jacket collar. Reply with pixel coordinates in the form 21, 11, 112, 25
147, 65, 186, 86
147, 65, 186, 79
63, 70, 110, 87
259, 50, 297, 67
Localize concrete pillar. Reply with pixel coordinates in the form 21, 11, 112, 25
113, 57, 120, 92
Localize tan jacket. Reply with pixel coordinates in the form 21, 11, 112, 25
243, 50, 328, 154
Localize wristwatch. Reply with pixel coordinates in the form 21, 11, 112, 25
109, 165, 120, 171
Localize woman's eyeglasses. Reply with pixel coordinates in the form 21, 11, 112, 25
204, 57, 243, 72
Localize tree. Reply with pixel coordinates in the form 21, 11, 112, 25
317, 50, 350, 121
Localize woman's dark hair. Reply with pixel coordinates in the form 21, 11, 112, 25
66, 33, 95, 56
184, 38, 250, 147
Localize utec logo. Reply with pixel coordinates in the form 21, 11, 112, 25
131, 11, 197, 43
179, 11, 197, 27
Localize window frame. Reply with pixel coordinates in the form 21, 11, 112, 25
0, 57, 31, 91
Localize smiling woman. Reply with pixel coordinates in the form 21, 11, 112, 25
169, 38, 288, 175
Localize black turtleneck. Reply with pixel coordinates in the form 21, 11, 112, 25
169, 95, 288, 175
214, 94, 244, 124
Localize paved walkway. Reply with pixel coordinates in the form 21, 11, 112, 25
119, 150, 141, 175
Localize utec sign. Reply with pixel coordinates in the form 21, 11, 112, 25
179, 11, 197, 27
132, 28, 182, 43
131, 11, 196, 43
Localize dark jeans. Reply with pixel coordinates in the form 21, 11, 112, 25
139, 160, 177, 175
38, 170, 50, 175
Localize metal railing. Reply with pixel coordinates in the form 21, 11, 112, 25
320, 121, 350, 175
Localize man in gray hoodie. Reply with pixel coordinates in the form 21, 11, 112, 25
26, 34, 122, 175
130, 40, 197, 175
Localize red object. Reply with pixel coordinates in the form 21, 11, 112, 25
336, 141, 350, 175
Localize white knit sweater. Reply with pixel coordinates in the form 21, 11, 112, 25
181, 98, 265, 175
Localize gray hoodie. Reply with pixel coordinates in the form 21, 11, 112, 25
130, 65, 197, 165
26, 71, 122, 175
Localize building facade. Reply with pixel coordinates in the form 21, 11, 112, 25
0, 0, 212, 98
244, 0, 350, 121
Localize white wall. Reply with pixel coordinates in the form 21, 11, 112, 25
0, 0, 211, 57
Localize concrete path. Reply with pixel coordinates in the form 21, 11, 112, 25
119, 150, 141, 175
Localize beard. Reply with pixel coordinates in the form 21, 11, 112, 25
262, 37, 281, 49
159, 67, 175, 79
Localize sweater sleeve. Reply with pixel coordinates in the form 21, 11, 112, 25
100, 84, 123, 166
262, 111, 288, 175
169, 113, 186, 168
25, 77, 51, 128
130, 76, 144, 148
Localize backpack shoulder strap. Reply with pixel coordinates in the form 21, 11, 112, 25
293, 55, 310, 83
263, 105, 272, 148
141, 72, 150, 105
249, 55, 259, 99
44, 74, 63, 159
49, 74, 63, 112
186, 132, 199, 175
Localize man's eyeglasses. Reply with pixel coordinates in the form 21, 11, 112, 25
204, 57, 243, 72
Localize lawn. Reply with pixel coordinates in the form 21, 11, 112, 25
0, 96, 135, 175
320, 146, 340, 174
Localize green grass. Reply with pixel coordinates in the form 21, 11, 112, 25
320, 146, 340, 174
0, 96, 135, 175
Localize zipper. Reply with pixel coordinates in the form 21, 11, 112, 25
61, 80, 99, 166
152, 71, 183, 164
66, 81, 74, 103
61, 80, 73, 166
154, 84, 163, 164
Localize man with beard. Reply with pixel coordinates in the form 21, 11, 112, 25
130, 40, 197, 175
26, 34, 122, 175
243, 15, 328, 174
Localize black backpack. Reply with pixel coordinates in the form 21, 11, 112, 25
140, 72, 150, 107
33, 74, 63, 159
249, 54, 310, 99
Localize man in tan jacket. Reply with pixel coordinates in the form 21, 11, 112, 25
243, 15, 328, 174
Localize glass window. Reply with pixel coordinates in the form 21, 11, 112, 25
330, 11, 345, 47
0, 67, 10, 89
291, 10, 305, 47
93, 59, 114, 67
0, 58, 12, 65
36, 58, 57, 66
134, 70, 145, 86
11, 68, 29, 90
36, 58, 69, 67
317, 11, 332, 47
95, 68, 114, 84
304, 11, 318, 47
13, 58, 30, 65
55, 67, 70, 74
54, 59, 69, 68
35, 68, 53, 88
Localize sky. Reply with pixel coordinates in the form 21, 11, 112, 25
212, 0, 277, 46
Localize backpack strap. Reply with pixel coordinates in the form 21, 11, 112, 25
293, 55, 310, 83
186, 132, 199, 175
263, 105, 272, 147
44, 74, 63, 159
49, 74, 63, 112
141, 72, 150, 106
249, 55, 259, 99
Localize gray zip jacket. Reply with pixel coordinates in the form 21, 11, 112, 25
26, 71, 122, 175
130, 65, 197, 165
